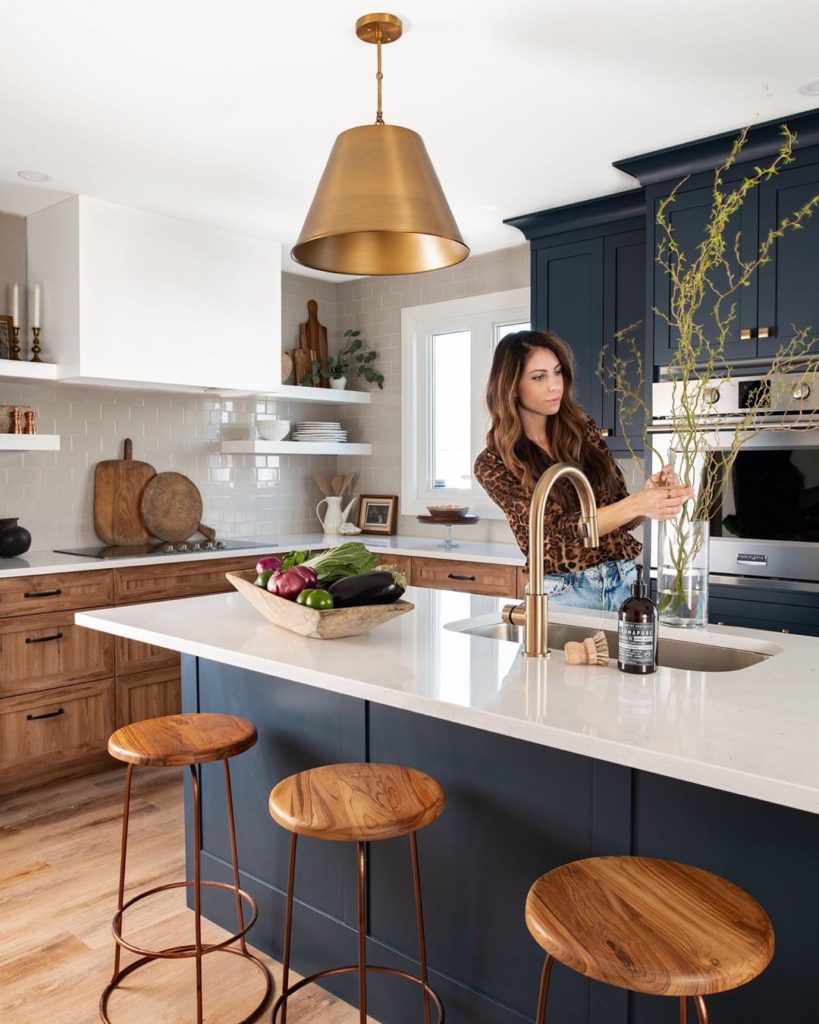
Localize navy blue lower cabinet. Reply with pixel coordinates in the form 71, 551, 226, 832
708, 582, 819, 637
184, 656, 819, 1024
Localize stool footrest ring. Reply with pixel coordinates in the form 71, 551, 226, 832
272, 964, 444, 1024
100, 945, 272, 1024
111, 879, 258, 959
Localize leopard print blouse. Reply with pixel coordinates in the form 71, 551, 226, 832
474, 417, 642, 574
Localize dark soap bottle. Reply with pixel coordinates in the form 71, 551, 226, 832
617, 564, 658, 674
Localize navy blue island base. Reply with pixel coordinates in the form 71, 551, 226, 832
182, 655, 819, 1024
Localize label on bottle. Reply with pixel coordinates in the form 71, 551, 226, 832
618, 620, 656, 666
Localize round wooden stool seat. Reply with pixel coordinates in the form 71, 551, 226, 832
268, 762, 445, 841
525, 856, 774, 997
108, 713, 257, 767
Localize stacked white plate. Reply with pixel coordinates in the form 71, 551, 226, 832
292, 421, 349, 442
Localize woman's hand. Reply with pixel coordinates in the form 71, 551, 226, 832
635, 470, 694, 521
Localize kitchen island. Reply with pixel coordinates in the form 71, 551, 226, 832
77, 588, 819, 1024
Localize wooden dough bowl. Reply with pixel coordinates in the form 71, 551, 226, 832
226, 570, 413, 639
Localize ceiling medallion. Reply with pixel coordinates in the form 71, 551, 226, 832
291, 13, 469, 276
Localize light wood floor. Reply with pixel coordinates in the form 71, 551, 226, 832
0, 766, 365, 1024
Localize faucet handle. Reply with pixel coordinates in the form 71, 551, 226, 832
581, 514, 599, 547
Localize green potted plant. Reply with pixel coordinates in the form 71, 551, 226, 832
601, 122, 819, 627
299, 329, 385, 390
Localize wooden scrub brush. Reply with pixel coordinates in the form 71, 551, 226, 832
564, 630, 610, 666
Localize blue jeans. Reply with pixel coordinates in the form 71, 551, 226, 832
542, 559, 637, 612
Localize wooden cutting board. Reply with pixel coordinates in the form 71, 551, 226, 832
93, 439, 156, 545
140, 472, 215, 542
293, 299, 329, 387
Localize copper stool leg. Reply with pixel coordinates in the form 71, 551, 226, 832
357, 840, 368, 1024
224, 759, 248, 955
270, 833, 444, 1024
279, 833, 299, 1024
535, 955, 555, 1024
191, 764, 204, 1024
111, 764, 135, 982
410, 831, 432, 1024
694, 995, 709, 1023
101, 759, 270, 1024
680, 996, 688, 1024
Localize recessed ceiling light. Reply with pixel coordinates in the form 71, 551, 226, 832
798, 80, 819, 96
17, 169, 53, 182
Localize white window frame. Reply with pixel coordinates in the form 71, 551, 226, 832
401, 287, 530, 519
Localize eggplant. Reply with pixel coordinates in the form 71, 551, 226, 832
327, 571, 405, 608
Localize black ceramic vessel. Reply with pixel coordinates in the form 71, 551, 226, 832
0, 517, 32, 557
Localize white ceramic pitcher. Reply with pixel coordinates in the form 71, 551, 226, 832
316, 495, 357, 536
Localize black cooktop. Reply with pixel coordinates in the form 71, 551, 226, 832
54, 539, 271, 560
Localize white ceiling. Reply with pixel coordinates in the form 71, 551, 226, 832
1, 0, 818, 281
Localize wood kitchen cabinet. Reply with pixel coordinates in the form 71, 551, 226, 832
0, 553, 269, 795
411, 557, 517, 597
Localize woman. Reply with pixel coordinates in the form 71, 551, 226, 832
474, 330, 693, 611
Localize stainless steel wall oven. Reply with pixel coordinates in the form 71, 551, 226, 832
649, 373, 819, 588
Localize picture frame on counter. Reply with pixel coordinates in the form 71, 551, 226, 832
0, 315, 13, 358
357, 494, 398, 535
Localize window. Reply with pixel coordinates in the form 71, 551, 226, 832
401, 288, 530, 517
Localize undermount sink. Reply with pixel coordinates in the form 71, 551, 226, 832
448, 620, 776, 673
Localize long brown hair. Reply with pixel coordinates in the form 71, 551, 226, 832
484, 330, 620, 507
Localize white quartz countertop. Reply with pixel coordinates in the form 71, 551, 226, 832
0, 533, 524, 579
76, 586, 819, 815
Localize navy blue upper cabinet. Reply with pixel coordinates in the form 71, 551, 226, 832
616, 108, 819, 367
649, 182, 758, 365
506, 191, 647, 452
757, 159, 819, 357
533, 237, 604, 424
603, 229, 646, 450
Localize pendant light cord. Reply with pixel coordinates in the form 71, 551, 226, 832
375, 27, 384, 124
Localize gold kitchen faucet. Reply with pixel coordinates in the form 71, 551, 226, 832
502, 464, 599, 658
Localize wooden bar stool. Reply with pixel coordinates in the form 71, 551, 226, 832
268, 762, 446, 1024
525, 856, 775, 1023
101, 713, 272, 1024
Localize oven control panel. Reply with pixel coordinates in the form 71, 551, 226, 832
652, 372, 818, 420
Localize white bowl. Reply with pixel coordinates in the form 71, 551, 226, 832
257, 418, 290, 442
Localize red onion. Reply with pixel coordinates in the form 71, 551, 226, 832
256, 555, 283, 575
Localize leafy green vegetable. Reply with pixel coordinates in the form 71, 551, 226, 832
302, 542, 379, 583
281, 549, 309, 570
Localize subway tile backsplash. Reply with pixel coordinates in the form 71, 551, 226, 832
0, 381, 346, 549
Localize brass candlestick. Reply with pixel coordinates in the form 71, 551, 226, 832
30, 327, 42, 363
10, 326, 21, 361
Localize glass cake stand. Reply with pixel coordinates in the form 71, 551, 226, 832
416, 512, 480, 549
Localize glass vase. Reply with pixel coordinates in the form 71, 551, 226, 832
657, 517, 709, 629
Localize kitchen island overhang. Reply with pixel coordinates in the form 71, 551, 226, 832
76, 586, 819, 814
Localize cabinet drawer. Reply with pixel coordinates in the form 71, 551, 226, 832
113, 555, 263, 604
410, 558, 517, 597
0, 611, 114, 696
0, 679, 115, 773
0, 570, 113, 619
115, 635, 180, 676
116, 666, 181, 727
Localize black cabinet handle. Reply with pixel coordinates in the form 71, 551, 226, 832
448, 573, 477, 582
24, 588, 62, 599
27, 708, 65, 721
25, 632, 64, 644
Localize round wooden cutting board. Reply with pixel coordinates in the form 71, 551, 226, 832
140, 472, 215, 542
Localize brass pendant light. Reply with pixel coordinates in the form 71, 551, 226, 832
291, 13, 469, 276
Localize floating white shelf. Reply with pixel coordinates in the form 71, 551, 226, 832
220, 440, 372, 456
265, 384, 371, 405
0, 358, 59, 382
0, 434, 60, 451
